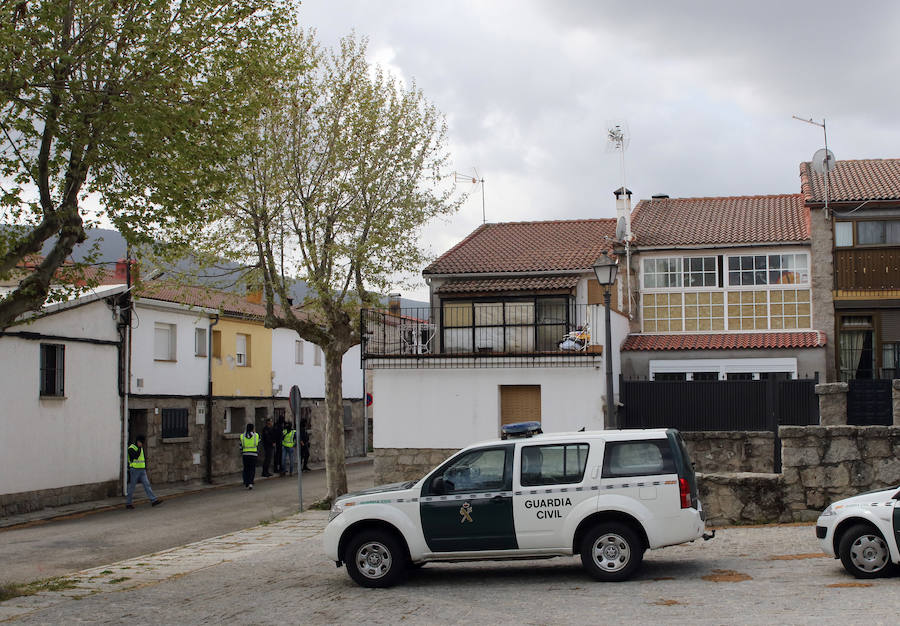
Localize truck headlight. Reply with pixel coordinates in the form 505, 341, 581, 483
819, 504, 835, 517
329, 501, 345, 521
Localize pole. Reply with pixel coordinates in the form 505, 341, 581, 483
122, 253, 132, 496
604, 288, 616, 428
206, 314, 219, 484
481, 178, 486, 224
822, 118, 830, 218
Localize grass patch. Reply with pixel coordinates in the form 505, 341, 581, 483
309, 497, 332, 511
99, 570, 113, 575
108, 577, 130, 584
0, 577, 80, 602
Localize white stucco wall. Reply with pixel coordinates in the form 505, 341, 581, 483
372, 367, 607, 450
272, 327, 363, 399
1, 299, 121, 495
131, 301, 210, 396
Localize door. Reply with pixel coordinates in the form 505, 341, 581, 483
420, 445, 517, 552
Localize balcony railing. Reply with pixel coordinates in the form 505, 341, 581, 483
361, 304, 606, 369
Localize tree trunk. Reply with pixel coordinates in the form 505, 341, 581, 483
323, 347, 348, 501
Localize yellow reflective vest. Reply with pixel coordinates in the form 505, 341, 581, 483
240, 432, 260, 454
282, 429, 296, 448
128, 444, 145, 469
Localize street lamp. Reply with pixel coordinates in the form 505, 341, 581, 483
592, 255, 619, 428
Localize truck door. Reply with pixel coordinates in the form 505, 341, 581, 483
420, 445, 517, 552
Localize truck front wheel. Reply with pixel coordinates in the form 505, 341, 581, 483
345, 529, 407, 588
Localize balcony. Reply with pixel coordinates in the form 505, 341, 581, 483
835, 248, 900, 292
361, 304, 606, 369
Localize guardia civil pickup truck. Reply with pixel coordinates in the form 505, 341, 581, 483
324, 425, 712, 587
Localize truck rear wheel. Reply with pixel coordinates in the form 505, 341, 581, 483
580, 522, 643, 582
345, 529, 407, 588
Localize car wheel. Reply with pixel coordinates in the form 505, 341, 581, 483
345, 530, 407, 588
838, 523, 895, 579
580, 522, 644, 582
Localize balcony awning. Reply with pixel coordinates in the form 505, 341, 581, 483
435, 275, 579, 295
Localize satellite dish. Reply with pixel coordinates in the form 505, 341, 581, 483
811, 148, 836, 175
615, 216, 627, 241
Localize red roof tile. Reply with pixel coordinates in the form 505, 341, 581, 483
138, 282, 270, 318
621, 332, 826, 351
424, 219, 616, 275
800, 158, 900, 203
631, 194, 808, 247
435, 275, 579, 294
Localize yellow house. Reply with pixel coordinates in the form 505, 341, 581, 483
211, 316, 272, 397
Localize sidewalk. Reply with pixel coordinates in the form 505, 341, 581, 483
0, 456, 371, 530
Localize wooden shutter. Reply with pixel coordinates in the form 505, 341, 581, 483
500, 385, 541, 427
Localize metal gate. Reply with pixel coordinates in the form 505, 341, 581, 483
847, 379, 893, 426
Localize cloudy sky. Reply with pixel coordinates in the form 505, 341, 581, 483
299, 1, 900, 299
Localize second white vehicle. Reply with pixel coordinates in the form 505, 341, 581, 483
324, 426, 712, 587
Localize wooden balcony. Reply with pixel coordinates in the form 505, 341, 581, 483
835, 248, 900, 291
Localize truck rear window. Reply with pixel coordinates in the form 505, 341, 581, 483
601, 440, 676, 478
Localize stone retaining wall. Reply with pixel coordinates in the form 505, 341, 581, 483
0, 480, 119, 518
681, 431, 775, 473
374, 448, 459, 484
698, 473, 788, 526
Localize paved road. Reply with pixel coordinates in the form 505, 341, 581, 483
3, 514, 900, 624
0, 461, 373, 586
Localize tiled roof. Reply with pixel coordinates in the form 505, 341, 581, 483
630, 194, 808, 247
137, 282, 269, 318
424, 219, 616, 275
800, 158, 900, 203
621, 331, 826, 351
435, 275, 579, 294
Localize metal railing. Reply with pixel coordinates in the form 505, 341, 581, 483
361, 304, 606, 368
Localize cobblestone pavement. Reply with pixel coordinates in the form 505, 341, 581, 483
3, 515, 900, 625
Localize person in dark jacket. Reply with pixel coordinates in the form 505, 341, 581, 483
299, 419, 311, 472
273, 416, 284, 474
260, 418, 276, 477
126, 435, 162, 509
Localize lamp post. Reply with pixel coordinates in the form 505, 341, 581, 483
592, 255, 619, 428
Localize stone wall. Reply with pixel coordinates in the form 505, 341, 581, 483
698, 473, 789, 526
0, 480, 120, 518
681, 431, 775, 473
374, 448, 460, 484
808, 207, 836, 381
780, 425, 900, 521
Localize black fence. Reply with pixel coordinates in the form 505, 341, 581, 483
619, 377, 820, 432
847, 379, 893, 426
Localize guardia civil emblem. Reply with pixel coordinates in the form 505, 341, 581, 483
459, 501, 473, 523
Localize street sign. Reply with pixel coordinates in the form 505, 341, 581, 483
366, 392, 373, 407
290, 385, 302, 419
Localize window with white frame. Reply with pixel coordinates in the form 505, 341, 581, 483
295, 339, 304, 364
235, 333, 249, 366
314, 345, 322, 366
727, 254, 808, 286
195, 328, 207, 357
683, 256, 718, 287
154, 322, 177, 361
643, 258, 682, 288
835, 222, 853, 247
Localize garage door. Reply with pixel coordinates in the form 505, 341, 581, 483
500, 385, 541, 427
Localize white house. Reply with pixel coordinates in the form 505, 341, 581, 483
0, 286, 126, 517
364, 218, 630, 483
272, 328, 363, 399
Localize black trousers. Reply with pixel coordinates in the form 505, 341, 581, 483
261, 444, 274, 476
273, 443, 282, 472
242, 455, 257, 486
300, 444, 310, 469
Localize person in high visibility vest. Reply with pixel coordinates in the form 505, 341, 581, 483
126, 435, 162, 509
240, 423, 260, 490
281, 421, 297, 476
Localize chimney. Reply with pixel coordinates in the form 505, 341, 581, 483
246, 287, 262, 305
651, 193, 670, 200
388, 292, 401, 316
613, 187, 633, 239
114, 259, 138, 285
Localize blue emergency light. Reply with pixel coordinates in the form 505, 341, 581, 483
501, 421, 543, 439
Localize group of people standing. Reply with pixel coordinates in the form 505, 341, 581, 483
240, 417, 310, 489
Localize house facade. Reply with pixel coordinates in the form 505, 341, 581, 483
0, 287, 127, 517
619, 194, 828, 382
801, 158, 900, 381
365, 219, 631, 483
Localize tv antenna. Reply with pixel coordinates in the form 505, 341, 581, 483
793, 116, 835, 217
455, 169, 486, 223
605, 120, 636, 317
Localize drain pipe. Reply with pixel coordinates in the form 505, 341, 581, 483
206, 314, 219, 484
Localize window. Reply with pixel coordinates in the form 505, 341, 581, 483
642, 292, 683, 332
727, 290, 768, 330
683, 291, 725, 331
728, 254, 808, 286
839, 316, 875, 381
683, 256, 718, 287
161, 408, 189, 438
39, 343, 65, 397
225, 407, 245, 433
441, 297, 568, 354
212, 330, 222, 359
654, 372, 686, 381
235, 333, 249, 366
857, 220, 900, 245
295, 340, 304, 364
883, 343, 900, 379
431, 447, 510, 494
314, 345, 322, 366
835, 222, 853, 247
520, 443, 590, 486
769, 289, 811, 329
726, 372, 754, 380
194, 328, 207, 357
602, 440, 675, 478
154, 322, 176, 361
643, 257, 682, 288
691, 372, 719, 381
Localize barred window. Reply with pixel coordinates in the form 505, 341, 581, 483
161, 408, 189, 438
40, 343, 65, 397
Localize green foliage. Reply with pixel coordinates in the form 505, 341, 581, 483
0, 0, 295, 327
0, 576, 79, 601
